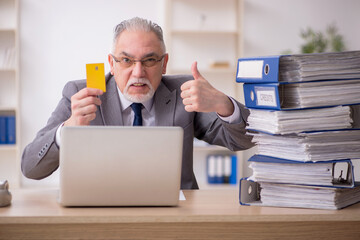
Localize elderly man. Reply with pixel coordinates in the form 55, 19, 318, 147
22, 17, 253, 189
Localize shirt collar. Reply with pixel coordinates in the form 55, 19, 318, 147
117, 86, 154, 112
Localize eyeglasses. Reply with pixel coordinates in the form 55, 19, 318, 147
111, 54, 166, 68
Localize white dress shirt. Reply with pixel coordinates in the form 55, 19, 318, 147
117, 87, 155, 126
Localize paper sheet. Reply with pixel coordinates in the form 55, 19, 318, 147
179, 190, 186, 201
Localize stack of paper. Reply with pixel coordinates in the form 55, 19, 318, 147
246, 155, 356, 187
279, 51, 360, 82
248, 161, 334, 185
247, 105, 352, 134
249, 129, 360, 161
259, 182, 360, 210
281, 79, 360, 109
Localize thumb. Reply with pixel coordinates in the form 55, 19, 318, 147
191, 61, 203, 80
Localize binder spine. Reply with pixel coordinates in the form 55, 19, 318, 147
243, 83, 282, 110
0, 116, 6, 144
224, 155, 231, 184
207, 155, 217, 184
0, 115, 16, 144
215, 155, 224, 184
230, 155, 237, 184
6, 115, 16, 144
236, 56, 281, 83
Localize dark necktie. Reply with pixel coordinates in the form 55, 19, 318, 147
131, 103, 143, 126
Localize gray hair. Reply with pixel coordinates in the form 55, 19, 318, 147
112, 17, 166, 53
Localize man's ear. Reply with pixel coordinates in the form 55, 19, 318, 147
108, 54, 115, 75
162, 54, 169, 74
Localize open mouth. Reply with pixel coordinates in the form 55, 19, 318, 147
132, 83, 146, 87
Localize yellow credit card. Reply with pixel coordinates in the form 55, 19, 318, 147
86, 63, 106, 92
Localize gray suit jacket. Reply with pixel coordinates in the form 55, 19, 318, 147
21, 73, 254, 189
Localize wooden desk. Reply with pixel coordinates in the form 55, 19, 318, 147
1, 188, 360, 240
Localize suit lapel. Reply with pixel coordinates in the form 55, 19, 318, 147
99, 74, 124, 126
99, 75, 176, 126
154, 80, 176, 126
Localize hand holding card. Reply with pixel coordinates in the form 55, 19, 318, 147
63, 64, 105, 127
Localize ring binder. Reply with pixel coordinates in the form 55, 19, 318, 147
236, 51, 360, 83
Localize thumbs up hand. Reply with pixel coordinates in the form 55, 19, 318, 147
180, 61, 234, 117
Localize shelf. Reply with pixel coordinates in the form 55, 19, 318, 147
0, 144, 17, 151
169, 0, 239, 34
0, 0, 19, 188
167, 32, 239, 73
198, 183, 239, 190
0, 28, 16, 33
0, 68, 16, 72
194, 145, 234, 152
0, 107, 17, 112
166, 0, 244, 187
171, 30, 239, 35
170, 67, 237, 75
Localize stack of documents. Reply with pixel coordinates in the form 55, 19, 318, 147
243, 80, 360, 110
278, 51, 360, 82
280, 79, 360, 109
249, 129, 360, 161
237, 51, 360, 83
238, 51, 360, 110
259, 182, 360, 210
248, 159, 333, 186
247, 105, 352, 134
240, 155, 360, 210
247, 155, 356, 187
236, 51, 360, 210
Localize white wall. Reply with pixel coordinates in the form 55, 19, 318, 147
20, 0, 360, 186
242, 0, 360, 57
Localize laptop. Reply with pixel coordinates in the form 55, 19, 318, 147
59, 126, 183, 207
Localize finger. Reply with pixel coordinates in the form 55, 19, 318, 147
85, 112, 97, 122
83, 96, 102, 106
73, 104, 98, 117
191, 61, 203, 80
73, 88, 103, 100
85, 87, 103, 96
72, 96, 102, 110
182, 97, 193, 106
76, 113, 97, 125
180, 80, 194, 91
180, 89, 191, 99
81, 104, 99, 115
184, 104, 195, 112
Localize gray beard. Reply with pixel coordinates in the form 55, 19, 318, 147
123, 88, 155, 103
123, 77, 155, 103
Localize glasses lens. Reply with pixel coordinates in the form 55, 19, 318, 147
120, 57, 133, 68
142, 58, 158, 67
